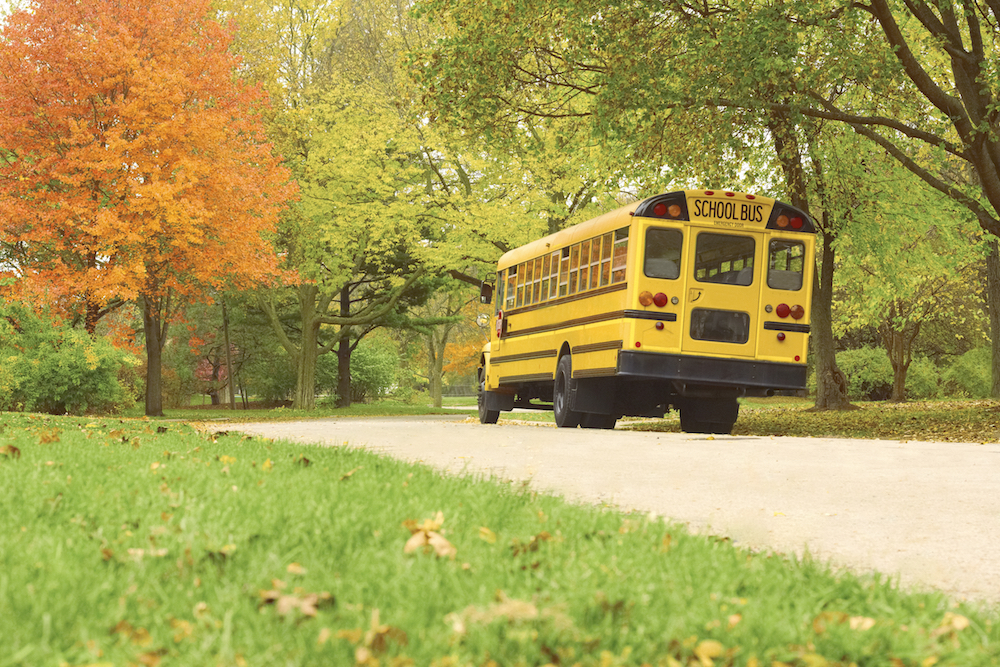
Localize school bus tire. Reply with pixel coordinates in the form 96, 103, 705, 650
477, 369, 500, 425
678, 397, 738, 435
580, 412, 617, 429
553, 355, 582, 428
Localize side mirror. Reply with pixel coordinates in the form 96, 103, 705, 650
480, 282, 494, 305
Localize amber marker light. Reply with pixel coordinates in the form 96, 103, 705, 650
790, 304, 805, 320
776, 214, 790, 228
639, 291, 654, 306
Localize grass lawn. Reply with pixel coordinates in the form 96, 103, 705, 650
627, 398, 1000, 443
135, 395, 1000, 442
123, 399, 478, 424
2, 411, 999, 666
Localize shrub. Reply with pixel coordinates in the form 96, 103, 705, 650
837, 347, 893, 401
942, 347, 992, 398
905, 356, 940, 399
241, 346, 296, 405
0, 306, 137, 414
835, 346, 940, 401
349, 337, 399, 403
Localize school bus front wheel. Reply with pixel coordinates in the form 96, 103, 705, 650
477, 368, 500, 424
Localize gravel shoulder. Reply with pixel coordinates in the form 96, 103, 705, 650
218, 416, 1000, 607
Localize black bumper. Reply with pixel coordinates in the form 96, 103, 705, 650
617, 351, 806, 390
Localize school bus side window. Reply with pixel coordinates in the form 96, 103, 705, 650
506, 266, 518, 310
768, 240, 805, 291
644, 228, 682, 279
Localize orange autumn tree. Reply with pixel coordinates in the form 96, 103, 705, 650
0, 0, 295, 415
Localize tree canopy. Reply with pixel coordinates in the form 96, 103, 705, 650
0, 0, 296, 414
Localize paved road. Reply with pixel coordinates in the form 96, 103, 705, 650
219, 416, 1000, 606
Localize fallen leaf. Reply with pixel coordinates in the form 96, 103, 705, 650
0, 445, 21, 459
287, 562, 307, 575
694, 639, 724, 666
479, 527, 497, 544
403, 512, 456, 559
340, 466, 361, 481
849, 616, 876, 631
170, 618, 193, 642
37, 429, 60, 444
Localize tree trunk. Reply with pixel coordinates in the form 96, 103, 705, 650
222, 300, 236, 411
427, 335, 444, 409
142, 295, 169, 417
811, 230, 851, 409
290, 286, 320, 411
988, 240, 1000, 398
880, 301, 918, 403
292, 322, 319, 410
885, 333, 911, 403
767, 111, 850, 410
336, 333, 352, 408
335, 284, 353, 408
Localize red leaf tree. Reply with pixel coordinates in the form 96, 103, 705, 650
0, 0, 296, 415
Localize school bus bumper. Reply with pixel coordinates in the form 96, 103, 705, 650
616, 351, 806, 392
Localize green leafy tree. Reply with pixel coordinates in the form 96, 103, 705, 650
409, 0, 872, 409
834, 154, 976, 400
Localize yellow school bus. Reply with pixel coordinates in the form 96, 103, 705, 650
477, 189, 815, 433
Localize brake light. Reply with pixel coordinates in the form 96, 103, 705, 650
776, 303, 791, 318
653, 292, 668, 307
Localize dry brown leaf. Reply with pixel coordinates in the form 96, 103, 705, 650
37, 429, 60, 444
694, 639, 724, 666
0, 445, 21, 459
336, 628, 364, 644
170, 618, 193, 643
402, 512, 455, 559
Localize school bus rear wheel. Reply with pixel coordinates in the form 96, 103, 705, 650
677, 397, 738, 435
553, 355, 582, 428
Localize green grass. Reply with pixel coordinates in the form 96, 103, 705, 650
628, 399, 1000, 443
123, 399, 477, 423
2, 412, 999, 666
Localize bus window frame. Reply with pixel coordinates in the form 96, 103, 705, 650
767, 239, 806, 291
694, 232, 756, 286
644, 227, 683, 280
